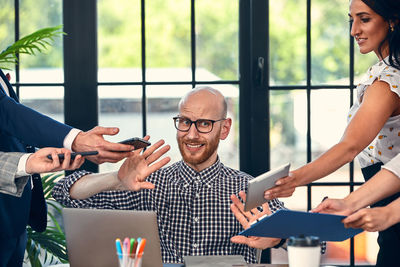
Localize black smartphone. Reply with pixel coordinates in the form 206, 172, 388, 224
118, 137, 151, 150
46, 151, 99, 161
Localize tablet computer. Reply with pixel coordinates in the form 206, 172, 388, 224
244, 163, 290, 211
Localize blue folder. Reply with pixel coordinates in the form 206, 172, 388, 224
239, 209, 363, 242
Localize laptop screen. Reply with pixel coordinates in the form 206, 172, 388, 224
63, 208, 163, 267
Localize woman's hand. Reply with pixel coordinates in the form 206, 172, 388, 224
311, 198, 353, 216
264, 172, 297, 200
343, 206, 394, 232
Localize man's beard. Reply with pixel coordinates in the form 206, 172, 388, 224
178, 135, 220, 166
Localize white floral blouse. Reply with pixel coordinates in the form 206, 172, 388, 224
348, 57, 400, 168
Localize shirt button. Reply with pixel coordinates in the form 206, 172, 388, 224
193, 243, 198, 248
196, 193, 200, 198
194, 217, 199, 222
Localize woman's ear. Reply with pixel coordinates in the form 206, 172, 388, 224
390, 19, 399, 30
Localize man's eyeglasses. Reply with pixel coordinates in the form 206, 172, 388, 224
173, 116, 226, 133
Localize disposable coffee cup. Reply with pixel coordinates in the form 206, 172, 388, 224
287, 236, 320, 267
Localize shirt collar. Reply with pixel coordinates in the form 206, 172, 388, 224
178, 157, 222, 187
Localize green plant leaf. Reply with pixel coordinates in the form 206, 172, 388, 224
26, 171, 68, 266
0, 25, 65, 69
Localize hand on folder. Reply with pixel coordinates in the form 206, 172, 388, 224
312, 198, 353, 216
313, 197, 394, 232
230, 191, 281, 249
342, 207, 394, 232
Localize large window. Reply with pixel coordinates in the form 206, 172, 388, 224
96, 0, 240, 172
0, 0, 64, 119
2, 0, 381, 265
266, 0, 377, 265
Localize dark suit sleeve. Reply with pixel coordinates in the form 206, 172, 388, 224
0, 91, 73, 148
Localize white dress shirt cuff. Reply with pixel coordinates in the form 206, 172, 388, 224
382, 153, 400, 179
16, 153, 32, 176
64, 128, 82, 150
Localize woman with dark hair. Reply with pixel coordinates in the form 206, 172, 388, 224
256, 0, 400, 265
361, 0, 400, 70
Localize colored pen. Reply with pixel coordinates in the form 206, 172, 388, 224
123, 237, 130, 254
132, 239, 138, 258
129, 237, 136, 258
123, 237, 130, 267
135, 238, 146, 267
129, 238, 136, 258
137, 238, 146, 256
135, 238, 142, 254
115, 238, 123, 260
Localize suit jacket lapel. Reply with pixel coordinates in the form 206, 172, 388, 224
0, 81, 5, 95
0, 69, 19, 102
0, 70, 7, 95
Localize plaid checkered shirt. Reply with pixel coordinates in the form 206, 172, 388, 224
53, 159, 286, 263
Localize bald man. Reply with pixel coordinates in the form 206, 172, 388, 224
53, 87, 285, 264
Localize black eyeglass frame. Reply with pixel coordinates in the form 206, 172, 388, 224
173, 116, 226, 133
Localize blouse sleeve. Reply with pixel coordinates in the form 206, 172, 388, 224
378, 66, 400, 97
382, 153, 400, 179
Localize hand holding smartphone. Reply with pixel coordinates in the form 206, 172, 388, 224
118, 137, 151, 151
46, 151, 99, 161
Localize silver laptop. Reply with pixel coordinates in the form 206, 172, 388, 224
63, 208, 163, 267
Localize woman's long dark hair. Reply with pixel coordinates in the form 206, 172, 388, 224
361, 0, 400, 70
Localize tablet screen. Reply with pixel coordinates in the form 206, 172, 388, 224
244, 163, 290, 211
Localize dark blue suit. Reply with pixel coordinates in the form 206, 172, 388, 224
0, 69, 72, 266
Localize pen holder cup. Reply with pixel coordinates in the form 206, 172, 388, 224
116, 252, 143, 267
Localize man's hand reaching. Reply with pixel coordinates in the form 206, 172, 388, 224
26, 147, 84, 174
230, 191, 281, 249
72, 126, 134, 164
